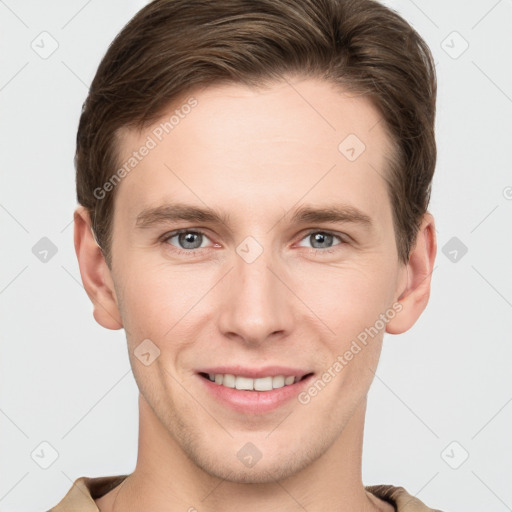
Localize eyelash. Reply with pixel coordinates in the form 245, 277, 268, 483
160, 228, 347, 257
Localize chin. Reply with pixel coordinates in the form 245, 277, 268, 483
198, 457, 306, 484
184, 437, 325, 485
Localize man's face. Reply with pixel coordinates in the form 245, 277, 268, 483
108, 77, 407, 482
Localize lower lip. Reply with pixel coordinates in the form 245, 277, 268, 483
198, 374, 314, 414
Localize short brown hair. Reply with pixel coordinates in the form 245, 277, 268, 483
75, 0, 436, 268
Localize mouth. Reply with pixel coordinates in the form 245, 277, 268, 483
198, 372, 313, 391
196, 368, 315, 414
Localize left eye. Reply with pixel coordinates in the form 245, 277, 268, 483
165, 230, 212, 250
297, 231, 343, 250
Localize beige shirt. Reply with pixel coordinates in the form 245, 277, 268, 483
47, 475, 444, 511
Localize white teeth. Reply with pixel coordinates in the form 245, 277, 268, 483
223, 374, 236, 388
235, 376, 254, 390
254, 376, 273, 391
272, 375, 285, 389
206, 373, 299, 391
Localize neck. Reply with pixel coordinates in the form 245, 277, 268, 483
98, 394, 390, 512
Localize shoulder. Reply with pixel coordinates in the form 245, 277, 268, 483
366, 483, 446, 512
47, 474, 129, 511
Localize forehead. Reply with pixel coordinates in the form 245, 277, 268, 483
112, 77, 394, 228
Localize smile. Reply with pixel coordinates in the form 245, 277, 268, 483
197, 369, 314, 414
201, 373, 302, 391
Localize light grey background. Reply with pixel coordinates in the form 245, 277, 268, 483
1, 0, 511, 510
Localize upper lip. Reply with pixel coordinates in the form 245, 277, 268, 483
196, 366, 312, 379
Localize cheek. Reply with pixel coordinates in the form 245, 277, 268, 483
294, 261, 396, 342
295, 267, 392, 410
115, 267, 185, 342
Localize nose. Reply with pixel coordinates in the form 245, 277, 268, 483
217, 242, 295, 346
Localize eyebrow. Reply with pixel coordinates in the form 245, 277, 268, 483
135, 202, 373, 230
136, 203, 232, 228
289, 204, 373, 228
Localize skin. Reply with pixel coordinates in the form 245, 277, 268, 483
74, 75, 436, 512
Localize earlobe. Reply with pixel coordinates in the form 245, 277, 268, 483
73, 206, 123, 330
386, 212, 437, 335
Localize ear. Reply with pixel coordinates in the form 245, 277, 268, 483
73, 205, 123, 330
386, 212, 437, 334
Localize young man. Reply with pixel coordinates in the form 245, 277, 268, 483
50, 0, 442, 510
